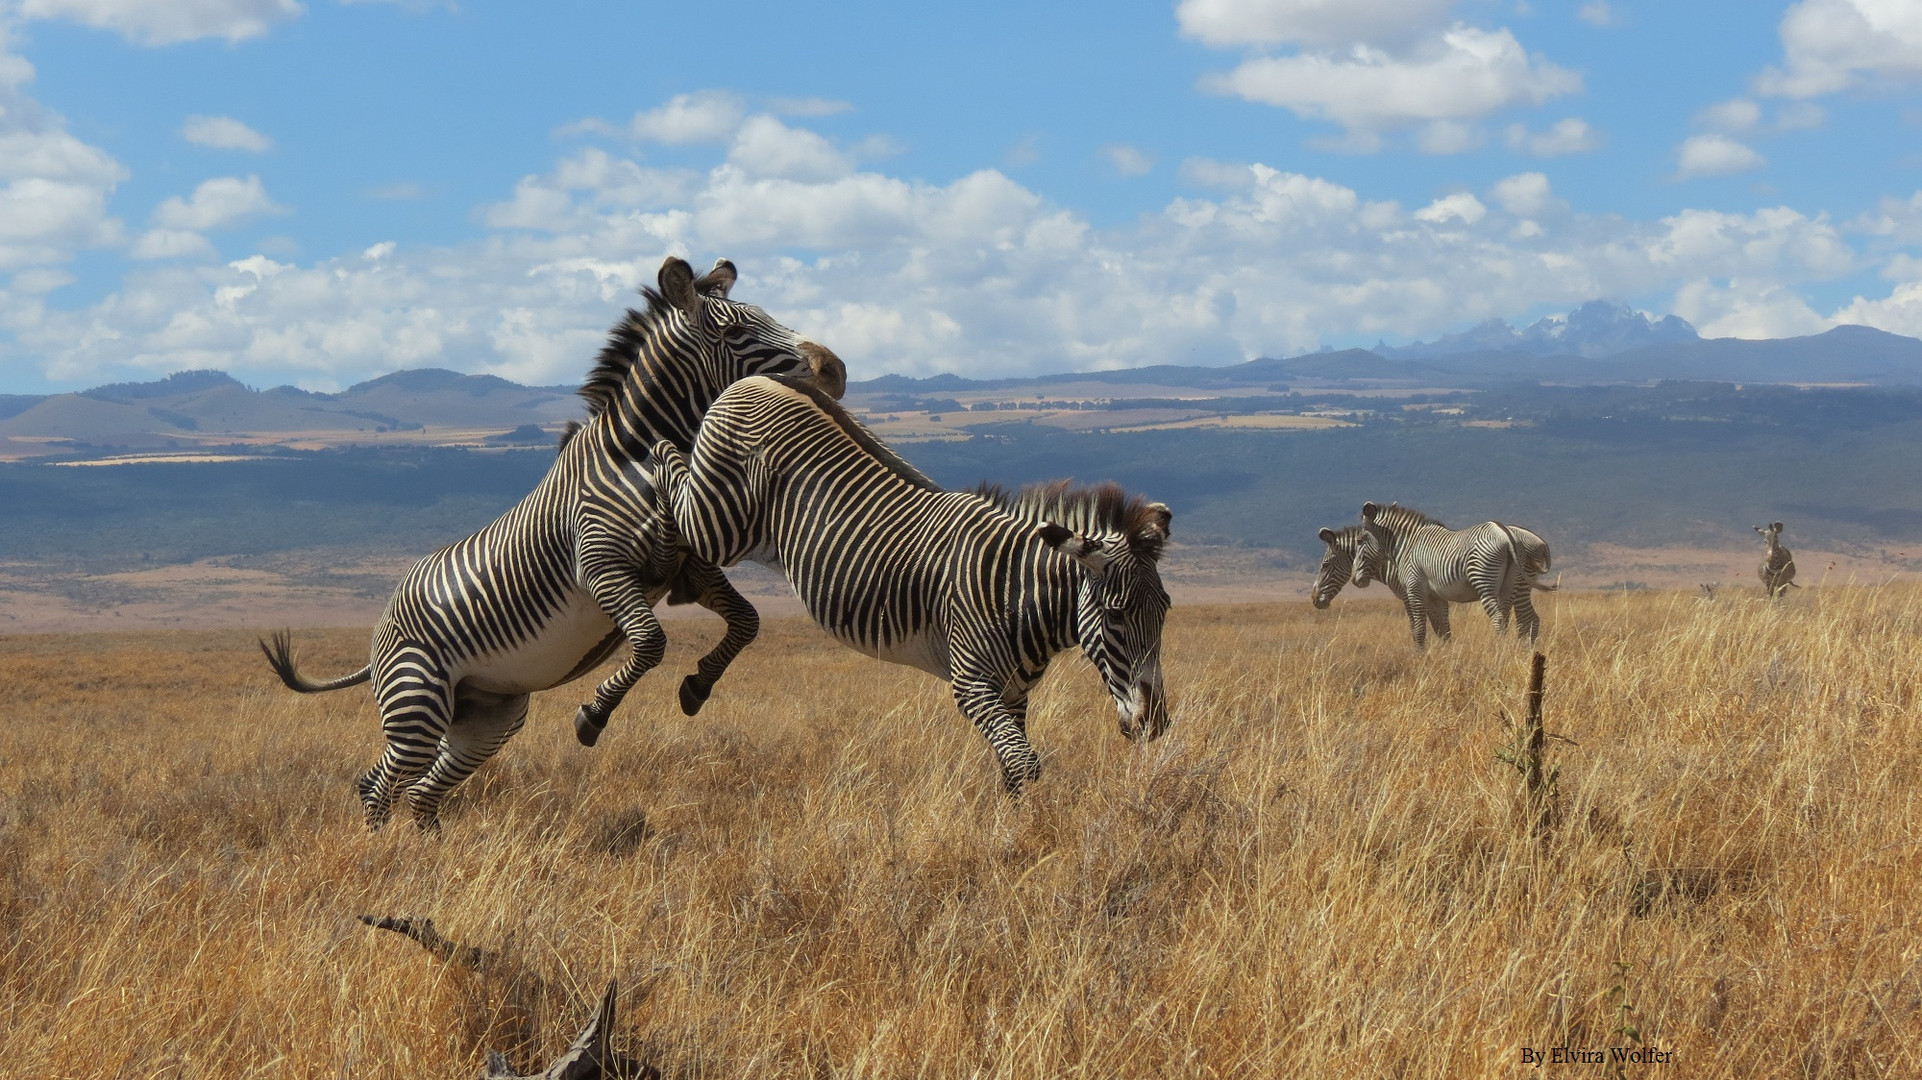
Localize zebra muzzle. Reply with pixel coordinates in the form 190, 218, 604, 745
1118, 679, 1169, 742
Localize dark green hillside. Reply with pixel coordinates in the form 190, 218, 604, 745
6, 387, 1922, 576
896, 415, 1922, 560
0, 448, 555, 571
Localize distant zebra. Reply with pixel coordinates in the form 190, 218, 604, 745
1349, 501, 1553, 648
1314, 517, 1551, 615
1755, 521, 1797, 599
262, 257, 846, 828
649, 374, 1172, 794
1312, 524, 1368, 609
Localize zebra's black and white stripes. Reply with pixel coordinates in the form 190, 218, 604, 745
263, 257, 844, 828
649, 374, 1173, 793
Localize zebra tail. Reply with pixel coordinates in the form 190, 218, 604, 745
259, 630, 372, 693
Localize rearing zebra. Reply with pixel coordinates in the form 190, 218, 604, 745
1349, 501, 1552, 648
649, 374, 1172, 794
262, 257, 845, 828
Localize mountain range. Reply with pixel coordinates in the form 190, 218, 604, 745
6, 303, 1922, 456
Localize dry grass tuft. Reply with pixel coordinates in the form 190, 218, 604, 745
2, 586, 1920, 1076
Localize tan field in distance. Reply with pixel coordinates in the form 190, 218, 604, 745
2, 585, 1918, 1076
5, 541, 1918, 635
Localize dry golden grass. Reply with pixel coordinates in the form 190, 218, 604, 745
2, 586, 1920, 1077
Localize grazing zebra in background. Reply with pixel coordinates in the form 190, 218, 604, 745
1313, 519, 1551, 614
1312, 524, 1369, 609
649, 374, 1172, 794
262, 257, 847, 828
1756, 521, 1797, 599
1349, 501, 1553, 648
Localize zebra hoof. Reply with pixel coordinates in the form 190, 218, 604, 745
575, 705, 608, 747
679, 675, 711, 717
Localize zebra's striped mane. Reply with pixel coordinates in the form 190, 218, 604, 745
770, 373, 943, 492
577, 287, 682, 421
1369, 502, 1446, 532
974, 479, 1170, 559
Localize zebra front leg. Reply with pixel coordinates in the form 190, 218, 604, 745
405, 688, 529, 828
954, 678, 1041, 795
575, 557, 670, 747
672, 558, 760, 717
1399, 589, 1430, 649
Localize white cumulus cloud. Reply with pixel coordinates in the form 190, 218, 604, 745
152, 175, 287, 231
1697, 98, 1763, 133
1489, 172, 1557, 217
1102, 144, 1156, 176
629, 91, 745, 144
131, 228, 216, 260
1755, 0, 1922, 98
1176, 0, 1455, 49
1414, 191, 1487, 225
1576, 2, 1615, 28
1503, 117, 1601, 156
0, 113, 1899, 394
16, 0, 303, 46
727, 116, 852, 182
1675, 134, 1766, 179
181, 115, 272, 152
1201, 25, 1581, 133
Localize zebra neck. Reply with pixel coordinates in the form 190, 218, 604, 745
1036, 564, 1084, 657
601, 349, 729, 453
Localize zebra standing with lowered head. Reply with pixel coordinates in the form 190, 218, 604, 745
1313, 518, 1551, 615
648, 374, 1173, 794
1349, 501, 1553, 648
262, 257, 846, 828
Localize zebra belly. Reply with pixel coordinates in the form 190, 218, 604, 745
846, 627, 949, 680
1429, 579, 1484, 604
457, 589, 624, 695
797, 594, 950, 680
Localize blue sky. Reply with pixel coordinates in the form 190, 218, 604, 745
2, 0, 1920, 393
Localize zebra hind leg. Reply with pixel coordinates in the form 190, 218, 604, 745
404, 688, 530, 828
673, 559, 760, 716
361, 653, 455, 829
1512, 584, 1542, 642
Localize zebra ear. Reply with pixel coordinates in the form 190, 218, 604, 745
803, 342, 847, 400
1360, 502, 1380, 522
1771, 521, 1784, 532
1318, 527, 1336, 543
1039, 523, 1111, 574
1132, 502, 1172, 550
696, 258, 737, 298
658, 256, 704, 321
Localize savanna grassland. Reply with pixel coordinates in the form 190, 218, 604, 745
2, 587, 1919, 1078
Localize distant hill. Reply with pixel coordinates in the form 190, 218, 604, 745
10, 318, 1922, 453
0, 368, 585, 446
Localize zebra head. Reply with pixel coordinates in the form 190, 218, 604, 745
658, 256, 847, 399
1039, 503, 1174, 742
1313, 525, 1362, 608
1351, 501, 1390, 587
